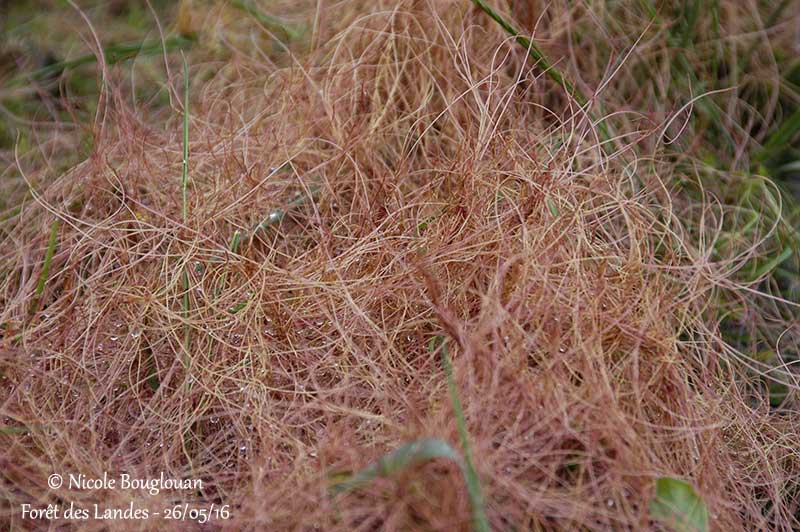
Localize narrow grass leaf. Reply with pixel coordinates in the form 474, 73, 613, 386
181, 56, 190, 223
748, 245, 793, 282
229, 230, 242, 254
255, 185, 321, 232
231, 0, 302, 41
0, 427, 30, 435
468, 0, 583, 105
756, 107, 800, 163
468, 0, 619, 155
329, 438, 462, 495
216, 230, 242, 297
34, 218, 60, 302
546, 197, 560, 217
230, 299, 249, 314
430, 336, 490, 532
20, 36, 194, 83
181, 55, 192, 369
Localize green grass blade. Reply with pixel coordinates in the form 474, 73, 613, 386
330, 338, 490, 531
329, 438, 463, 494
229, 230, 242, 254
430, 336, 490, 532
650, 477, 709, 532
181, 55, 192, 370
546, 196, 560, 217
229, 298, 249, 314
255, 185, 321, 232
469, 0, 584, 105
468, 0, 618, 155
0, 426, 31, 435
747, 245, 794, 282
182, 56, 190, 223
34, 218, 60, 302
231, 0, 302, 41
215, 230, 242, 298
756, 107, 800, 163
18, 35, 195, 84
738, 0, 791, 73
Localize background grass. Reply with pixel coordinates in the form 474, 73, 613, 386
1, 1, 798, 530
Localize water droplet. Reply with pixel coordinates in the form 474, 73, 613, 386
558, 346, 567, 353
309, 450, 317, 458
130, 330, 141, 339
607, 499, 614, 507
239, 445, 247, 453
110, 336, 118, 342
210, 416, 219, 424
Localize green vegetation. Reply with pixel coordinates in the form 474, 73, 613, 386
1, 1, 798, 530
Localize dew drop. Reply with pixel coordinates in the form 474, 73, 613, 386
558, 346, 567, 353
